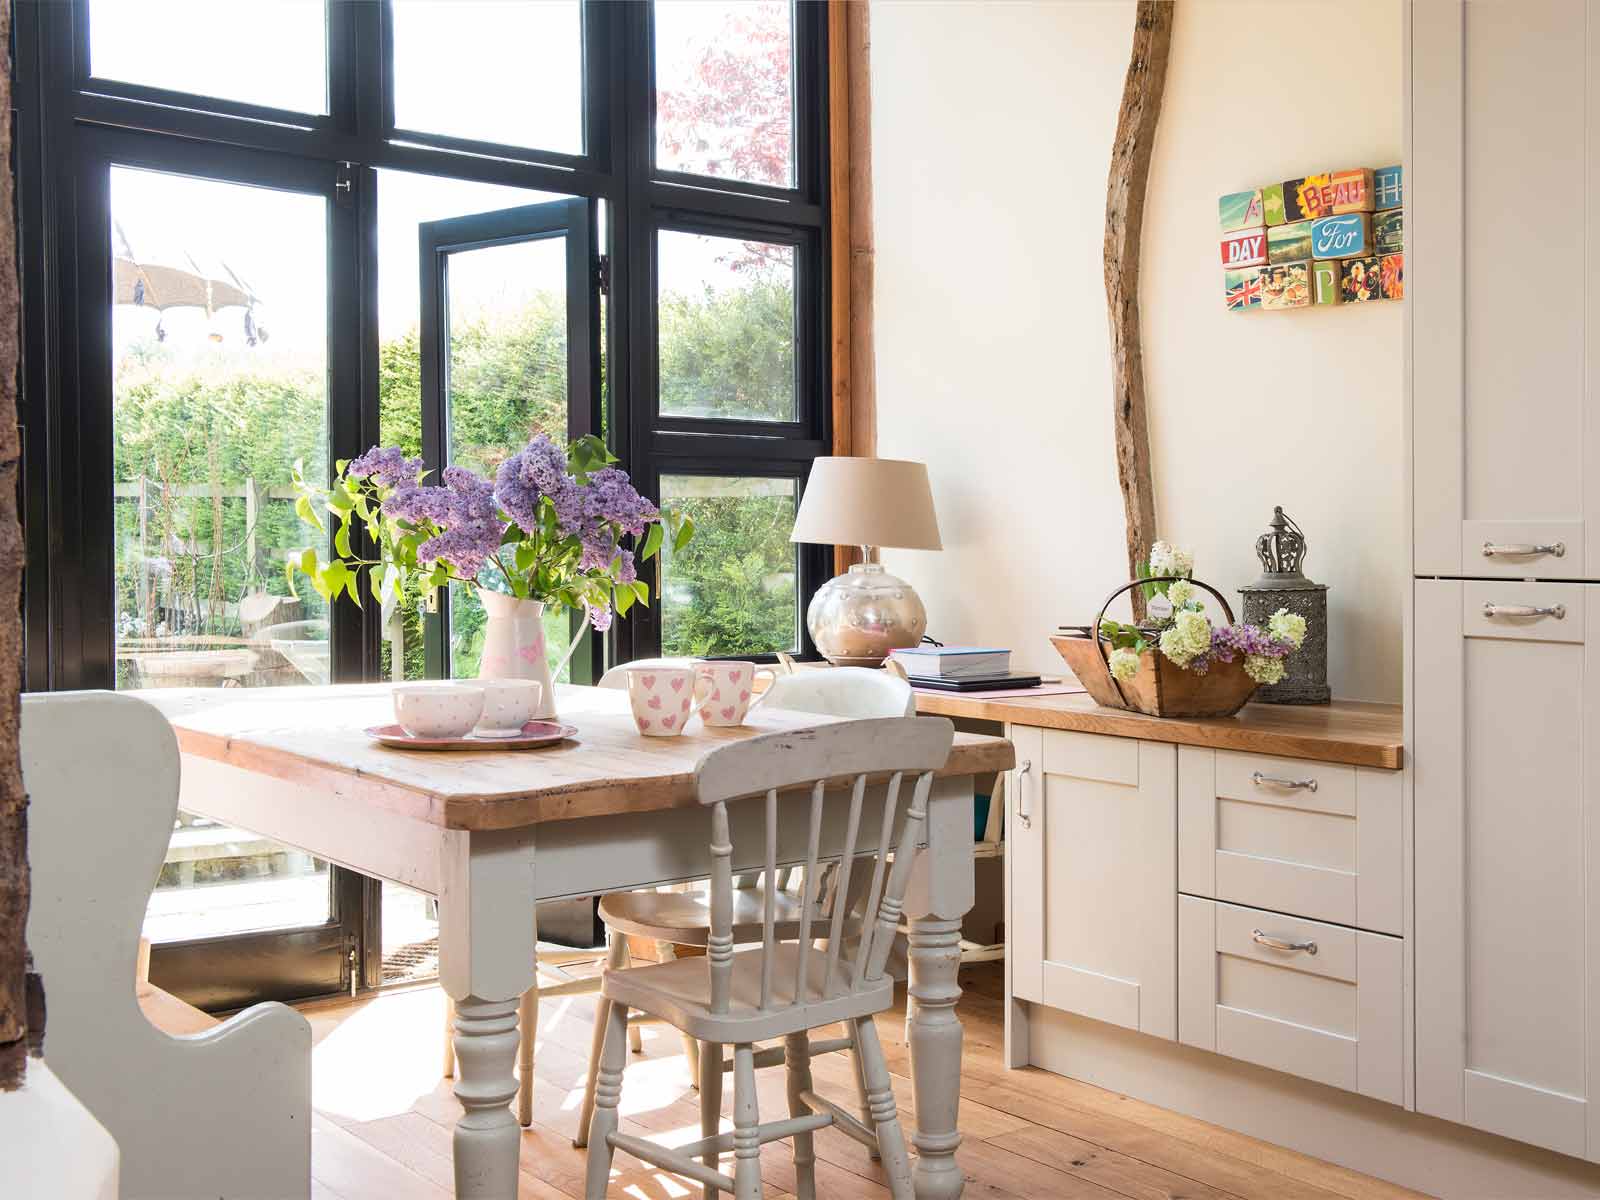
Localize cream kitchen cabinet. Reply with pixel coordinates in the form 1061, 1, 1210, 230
1412, 0, 1600, 578
1007, 726, 1177, 1041
1414, 579, 1600, 1160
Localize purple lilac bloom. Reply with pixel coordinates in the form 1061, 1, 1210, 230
584, 602, 614, 633
384, 465, 506, 578
1209, 623, 1294, 664
347, 445, 424, 490
613, 548, 637, 585
585, 466, 659, 536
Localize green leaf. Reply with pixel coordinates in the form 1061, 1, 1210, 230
295, 492, 325, 532
671, 515, 694, 553
632, 580, 651, 606
334, 516, 353, 560
640, 522, 664, 561
614, 586, 635, 617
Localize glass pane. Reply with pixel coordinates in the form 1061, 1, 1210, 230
89, 0, 328, 114
658, 230, 795, 421
110, 165, 333, 940
373, 170, 575, 683
660, 474, 799, 657
654, 0, 795, 187
392, 1, 584, 155
382, 881, 440, 986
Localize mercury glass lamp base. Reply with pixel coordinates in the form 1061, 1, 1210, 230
806, 561, 928, 667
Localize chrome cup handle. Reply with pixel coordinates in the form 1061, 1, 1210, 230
1482, 541, 1565, 558
1016, 759, 1033, 829
1251, 770, 1317, 792
1482, 602, 1566, 620
1252, 929, 1318, 956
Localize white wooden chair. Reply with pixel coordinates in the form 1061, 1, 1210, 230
21, 690, 312, 1200
584, 715, 953, 1199
573, 665, 915, 1147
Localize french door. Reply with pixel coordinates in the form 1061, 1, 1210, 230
74, 128, 374, 1009
416, 197, 603, 683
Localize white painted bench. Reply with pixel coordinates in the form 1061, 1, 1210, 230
23, 690, 313, 1200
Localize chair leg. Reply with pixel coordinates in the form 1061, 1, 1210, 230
699, 1040, 723, 1200
516, 985, 537, 1127
583, 1000, 630, 1200
854, 1017, 913, 1200
622, 939, 644, 1054
442, 994, 456, 1079
846, 1023, 880, 1162
784, 1033, 817, 1200
575, 933, 631, 1149
731, 1044, 762, 1200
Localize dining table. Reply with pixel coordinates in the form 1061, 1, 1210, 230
136, 681, 1015, 1200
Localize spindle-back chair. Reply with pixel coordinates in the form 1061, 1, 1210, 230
583, 716, 954, 1200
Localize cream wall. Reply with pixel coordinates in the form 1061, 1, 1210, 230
871, 0, 1405, 702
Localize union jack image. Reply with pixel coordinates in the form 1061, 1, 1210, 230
1225, 269, 1263, 311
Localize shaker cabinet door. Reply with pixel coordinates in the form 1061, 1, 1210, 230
1414, 579, 1600, 1160
1412, 0, 1600, 577
1020, 730, 1176, 1041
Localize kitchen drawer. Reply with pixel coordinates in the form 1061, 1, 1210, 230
1179, 896, 1403, 1106
1179, 747, 1402, 935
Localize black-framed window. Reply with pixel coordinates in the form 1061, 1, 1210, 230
13, 0, 834, 1006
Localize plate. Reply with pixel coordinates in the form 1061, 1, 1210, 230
364, 721, 578, 751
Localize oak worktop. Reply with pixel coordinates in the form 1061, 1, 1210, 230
912, 690, 1402, 770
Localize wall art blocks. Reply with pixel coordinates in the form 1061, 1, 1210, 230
1374, 165, 1403, 210
1221, 227, 1268, 267
1373, 208, 1403, 255
1225, 266, 1265, 311
1267, 220, 1313, 264
1219, 165, 1403, 312
1311, 213, 1371, 259
1219, 189, 1266, 233
1261, 261, 1312, 310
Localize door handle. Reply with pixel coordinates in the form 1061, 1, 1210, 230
1482, 602, 1566, 620
1252, 929, 1318, 956
1251, 770, 1317, 792
1482, 541, 1565, 559
1016, 759, 1033, 829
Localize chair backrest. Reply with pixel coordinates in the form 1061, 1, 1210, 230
760, 666, 915, 719
693, 716, 954, 1015
597, 656, 699, 689
23, 690, 312, 1200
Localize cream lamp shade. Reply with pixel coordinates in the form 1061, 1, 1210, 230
790, 457, 943, 551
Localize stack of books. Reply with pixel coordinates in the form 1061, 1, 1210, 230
889, 645, 1041, 692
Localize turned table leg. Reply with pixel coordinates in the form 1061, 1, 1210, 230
439, 826, 539, 1199
903, 776, 976, 1200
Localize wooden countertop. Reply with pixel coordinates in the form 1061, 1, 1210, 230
136, 683, 1015, 831
912, 690, 1402, 770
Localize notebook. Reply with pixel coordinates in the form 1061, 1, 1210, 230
890, 645, 1011, 680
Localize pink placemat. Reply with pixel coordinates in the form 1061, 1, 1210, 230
913, 682, 1086, 701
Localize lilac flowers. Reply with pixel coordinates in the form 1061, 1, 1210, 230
291, 431, 691, 633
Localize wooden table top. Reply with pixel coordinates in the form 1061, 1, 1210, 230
135, 683, 1016, 832
912, 689, 1402, 770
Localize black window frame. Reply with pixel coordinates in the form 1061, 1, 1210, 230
13, 0, 833, 1005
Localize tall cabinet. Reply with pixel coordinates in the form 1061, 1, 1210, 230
1412, 0, 1600, 1162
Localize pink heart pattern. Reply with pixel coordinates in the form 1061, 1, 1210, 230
663, 714, 677, 729
721, 706, 736, 720
669, 677, 685, 692
517, 642, 542, 665
648, 695, 662, 709
641, 674, 656, 688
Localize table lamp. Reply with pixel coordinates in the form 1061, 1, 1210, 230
790, 457, 943, 666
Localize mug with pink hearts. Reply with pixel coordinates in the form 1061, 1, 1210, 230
626, 666, 712, 738
694, 660, 778, 727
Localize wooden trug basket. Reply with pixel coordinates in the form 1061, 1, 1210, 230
1051, 577, 1259, 718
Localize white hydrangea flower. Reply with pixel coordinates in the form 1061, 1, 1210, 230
1267, 607, 1308, 649
1244, 654, 1287, 685
1109, 647, 1141, 682
1166, 579, 1198, 609
1148, 540, 1176, 576
1158, 609, 1211, 668
1171, 547, 1194, 577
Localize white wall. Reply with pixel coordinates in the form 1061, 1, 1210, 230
872, 0, 1404, 702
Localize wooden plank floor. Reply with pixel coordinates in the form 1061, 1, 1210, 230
301, 963, 1433, 1200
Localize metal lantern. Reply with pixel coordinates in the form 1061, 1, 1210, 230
1239, 506, 1330, 705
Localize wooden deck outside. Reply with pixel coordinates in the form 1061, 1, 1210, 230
298, 963, 1432, 1200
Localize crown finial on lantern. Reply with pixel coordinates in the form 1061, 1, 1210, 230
1256, 505, 1307, 578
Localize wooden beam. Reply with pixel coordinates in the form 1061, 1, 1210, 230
829, 0, 876, 577
1104, 1, 1174, 621
0, 0, 29, 1090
